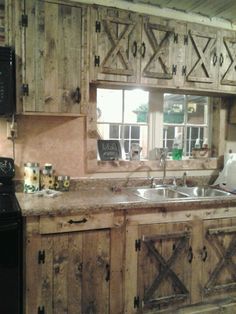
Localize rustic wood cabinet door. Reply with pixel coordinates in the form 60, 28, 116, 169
140, 16, 185, 88
184, 23, 218, 91
136, 222, 192, 313
218, 29, 236, 93
24, 0, 85, 113
201, 218, 236, 304
90, 6, 140, 83
26, 229, 110, 314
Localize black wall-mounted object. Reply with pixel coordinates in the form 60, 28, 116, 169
0, 46, 16, 115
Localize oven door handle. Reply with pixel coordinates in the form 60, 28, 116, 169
0, 222, 18, 231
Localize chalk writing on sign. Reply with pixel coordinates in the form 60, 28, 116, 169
97, 140, 121, 161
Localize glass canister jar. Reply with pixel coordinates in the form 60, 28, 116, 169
54, 175, 70, 191
24, 162, 40, 193
40, 163, 55, 190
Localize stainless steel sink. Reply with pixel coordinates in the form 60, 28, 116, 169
135, 186, 189, 201
176, 186, 232, 197
133, 185, 232, 201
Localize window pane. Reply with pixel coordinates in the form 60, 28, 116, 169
163, 126, 184, 151
97, 88, 123, 123
109, 125, 119, 139
187, 95, 207, 124
164, 94, 185, 124
131, 126, 140, 139
124, 89, 149, 123
187, 127, 204, 154
124, 125, 130, 139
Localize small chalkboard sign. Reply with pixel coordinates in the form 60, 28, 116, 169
97, 140, 122, 161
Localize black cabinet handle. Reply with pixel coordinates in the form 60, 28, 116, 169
132, 41, 138, 57
201, 246, 208, 262
188, 246, 193, 263
105, 263, 110, 281
67, 218, 87, 224
213, 53, 217, 66
219, 53, 224, 66
140, 42, 146, 58
71, 87, 81, 104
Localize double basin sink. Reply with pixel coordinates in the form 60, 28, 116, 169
135, 185, 232, 201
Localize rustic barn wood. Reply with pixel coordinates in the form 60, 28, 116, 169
204, 225, 236, 294
142, 22, 174, 80
23, 0, 86, 113
142, 232, 190, 306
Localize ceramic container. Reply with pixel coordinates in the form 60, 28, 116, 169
24, 162, 40, 193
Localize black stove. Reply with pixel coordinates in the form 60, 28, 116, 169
0, 157, 22, 314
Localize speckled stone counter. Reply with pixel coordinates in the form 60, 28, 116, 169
16, 187, 236, 217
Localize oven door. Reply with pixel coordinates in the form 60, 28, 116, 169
0, 216, 22, 313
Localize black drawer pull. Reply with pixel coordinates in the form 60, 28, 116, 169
67, 218, 87, 224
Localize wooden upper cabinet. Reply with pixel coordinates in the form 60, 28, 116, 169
90, 6, 140, 83
140, 16, 184, 87
23, 0, 85, 113
90, 8, 184, 87
218, 29, 236, 92
184, 24, 218, 90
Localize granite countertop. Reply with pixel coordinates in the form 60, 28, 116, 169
16, 186, 236, 217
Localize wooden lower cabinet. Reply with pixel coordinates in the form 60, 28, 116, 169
124, 211, 236, 314
24, 213, 125, 314
25, 209, 236, 314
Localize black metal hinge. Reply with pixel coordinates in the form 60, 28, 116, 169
135, 239, 141, 251
38, 306, 45, 314
21, 14, 28, 27
38, 250, 45, 264
95, 20, 101, 33
22, 84, 29, 96
184, 34, 188, 45
172, 64, 177, 75
94, 55, 100, 67
134, 296, 140, 308
174, 33, 178, 43
182, 65, 187, 76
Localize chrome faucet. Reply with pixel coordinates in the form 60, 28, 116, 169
160, 149, 167, 185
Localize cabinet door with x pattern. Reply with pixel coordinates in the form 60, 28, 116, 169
201, 218, 236, 303
139, 15, 184, 88
217, 29, 236, 93
90, 6, 140, 83
184, 23, 218, 91
136, 222, 193, 313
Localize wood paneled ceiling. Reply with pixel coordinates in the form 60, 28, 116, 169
124, 0, 236, 24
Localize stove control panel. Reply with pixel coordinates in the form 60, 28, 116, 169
0, 158, 15, 179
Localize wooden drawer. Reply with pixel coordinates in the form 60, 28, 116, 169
39, 212, 123, 234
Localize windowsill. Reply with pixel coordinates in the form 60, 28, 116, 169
93, 157, 222, 173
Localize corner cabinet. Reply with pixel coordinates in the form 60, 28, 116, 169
22, 0, 87, 113
125, 208, 236, 314
24, 212, 125, 314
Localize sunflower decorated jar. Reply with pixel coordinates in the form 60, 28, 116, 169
40, 163, 55, 190
24, 162, 40, 193
54, 175, 70, 191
